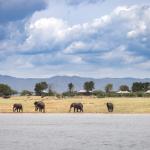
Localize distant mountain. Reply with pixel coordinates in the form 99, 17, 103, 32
0, 75, 150, 93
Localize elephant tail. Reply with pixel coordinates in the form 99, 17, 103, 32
13, 106, 15, 112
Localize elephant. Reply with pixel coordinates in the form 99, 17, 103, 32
106, 102, 114, 112
69, 103, 83, 112
13, 104, 23, 112
34, 101, 45, 113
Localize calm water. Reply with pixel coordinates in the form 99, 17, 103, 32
0, 114, 150, 150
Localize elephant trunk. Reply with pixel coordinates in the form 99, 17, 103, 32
69, 106, 72, 112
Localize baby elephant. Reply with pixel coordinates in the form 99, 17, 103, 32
13, 103, 23, 112
106, 102, 114, 112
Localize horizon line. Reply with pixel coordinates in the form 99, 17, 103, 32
0, 74, 149, 80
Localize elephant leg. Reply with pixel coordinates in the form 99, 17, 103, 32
35, 106, 38, 111
75, 108, 78, 112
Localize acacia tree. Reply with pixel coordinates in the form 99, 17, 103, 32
0, 84, 13, 97
34, 82, 48, 96
105, 84, 113, 93
84, 81, 95, 93
119, 85, 129, 91
132, 82, 150, 92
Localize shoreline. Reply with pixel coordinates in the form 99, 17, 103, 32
0, 112, 150, 114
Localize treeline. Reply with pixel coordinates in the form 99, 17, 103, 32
62, 82, 150, 98
0, 81, 149, 98
24, 81, 150, 98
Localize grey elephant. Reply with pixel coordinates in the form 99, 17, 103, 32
69, 103, 83, 112
13, 104, 23, 112
34, 101, 45, 113
106, 102, 114, 112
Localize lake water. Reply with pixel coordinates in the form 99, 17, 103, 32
0, 114, 150, 150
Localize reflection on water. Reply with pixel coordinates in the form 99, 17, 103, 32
0, 114, 150, 150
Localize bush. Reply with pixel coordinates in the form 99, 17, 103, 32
62, 91, 77, 97
0, 84, 13, 97
20, 90, 33, 96
106, 92, 121, 97
144, 93, 150, 97
134, 92, 144, 97
93, 90, 105, 98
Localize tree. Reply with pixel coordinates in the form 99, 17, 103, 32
132, 82, 150, 92
84, 81, 95, 93
68, 83, 74, 93
0, 84, 13, 97
20, 90, 33, 96
119, 85, 129, 91
132, 82, 143, 92
34, 82, 48, 96
105, 84, 113, 93
143, 82, 150, 91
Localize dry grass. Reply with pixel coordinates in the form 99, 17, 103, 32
0, 96, 150, 113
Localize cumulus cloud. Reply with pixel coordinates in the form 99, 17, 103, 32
0, 4, 150, 77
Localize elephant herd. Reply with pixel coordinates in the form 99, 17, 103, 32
13, 101, 45, 113
12, 101, 114, 113
69, 102, 113, 112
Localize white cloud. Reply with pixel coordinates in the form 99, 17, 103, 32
0, 4, 150, 78
101, 45, 144, 64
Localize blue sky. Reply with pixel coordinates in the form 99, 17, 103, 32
0, 0, 150, 78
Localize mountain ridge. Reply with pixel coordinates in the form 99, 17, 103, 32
0, 75, 150, 93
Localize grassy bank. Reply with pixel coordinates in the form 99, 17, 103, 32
0, 96, 150, 113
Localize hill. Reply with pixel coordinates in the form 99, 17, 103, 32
0, 75, 150, 92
